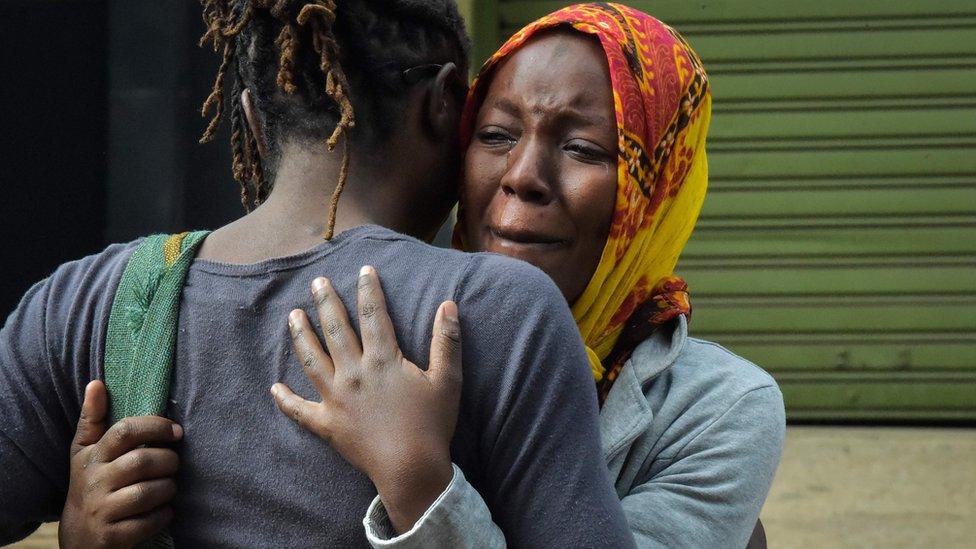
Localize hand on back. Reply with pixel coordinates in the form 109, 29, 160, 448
59, 381, 182, 549
271, 265, 462, 533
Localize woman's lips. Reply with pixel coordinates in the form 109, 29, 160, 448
488, 226, 568, 251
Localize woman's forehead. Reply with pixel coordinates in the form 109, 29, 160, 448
502, 29, 607, 77
483, 31, 612, 114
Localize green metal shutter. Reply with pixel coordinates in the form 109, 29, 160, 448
465, 0, 976, 421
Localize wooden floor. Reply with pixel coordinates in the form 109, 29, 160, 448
11, 427, 976, 548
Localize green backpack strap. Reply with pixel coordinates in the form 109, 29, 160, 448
103, 231, 208, 549
104, 230, 210, 423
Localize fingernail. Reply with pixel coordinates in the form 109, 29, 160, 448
440, 302, 460, 341
172, 424, 183, 439
442, 301, 458, 323
289, 310, 303, 326
270, 385, 278, 397
312, 277, 328, 293
359, 265, 373, 277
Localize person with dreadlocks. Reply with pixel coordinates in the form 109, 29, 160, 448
0, 0, 635, 547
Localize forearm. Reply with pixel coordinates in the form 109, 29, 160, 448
372, 454, 454, 535
364, 463, 505, 549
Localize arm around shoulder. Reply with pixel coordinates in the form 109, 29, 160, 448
360, 255, 634, 548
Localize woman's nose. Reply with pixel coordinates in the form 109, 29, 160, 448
499, 140, 554, 205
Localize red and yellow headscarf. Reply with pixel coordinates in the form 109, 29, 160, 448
458, 3, 711, 393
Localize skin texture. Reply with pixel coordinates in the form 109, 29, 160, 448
271, 267, 461, 534
59, 381, 182, 548
462, 30, 618, 303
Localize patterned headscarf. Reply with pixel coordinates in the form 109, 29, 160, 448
456, 3, 711, 397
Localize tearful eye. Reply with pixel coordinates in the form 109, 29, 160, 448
476, 127, 516, 150
565, 140, 612, 163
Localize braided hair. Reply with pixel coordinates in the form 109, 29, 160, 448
198, 0, 470, 239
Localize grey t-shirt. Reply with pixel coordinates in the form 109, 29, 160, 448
0, 224, 633, 548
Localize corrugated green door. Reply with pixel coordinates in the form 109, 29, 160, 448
463, 0, 976, 421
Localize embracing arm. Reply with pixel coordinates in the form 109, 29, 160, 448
361, 383, 782, 549
271, 268, 461, 534
276, 260, 633, 548
273, 268, 505, 548
362, 463, 503, 549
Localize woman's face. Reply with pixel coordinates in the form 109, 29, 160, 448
462, 31, 618, 303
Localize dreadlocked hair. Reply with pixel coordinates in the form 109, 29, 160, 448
197, 0, 470, 239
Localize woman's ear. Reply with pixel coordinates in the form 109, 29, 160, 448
241, 88, 269, 159
424, 62, 464, 141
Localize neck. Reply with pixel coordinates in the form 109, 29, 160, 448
198, 139, 438, 264
261, 143, 383, 235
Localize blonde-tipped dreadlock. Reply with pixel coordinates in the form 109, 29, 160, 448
198, 0, 355, 239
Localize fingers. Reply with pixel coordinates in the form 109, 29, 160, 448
72, 380, 110, 456
310, 277, 362, 367
271, 383, 327, 439
104, 478, 177, 522
428, 301, 462, 390
288, 309, 334, 396
356, 266, 398, 364
109, 505, 174, 545
106, 448, 180, 491
95, 417, 183, 464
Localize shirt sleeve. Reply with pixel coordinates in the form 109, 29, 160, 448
362, 463, 505, 549
622, 385, 785, 548
0, 243, 133, 544
452, 255, 635, 549
0, 278, 72, 543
